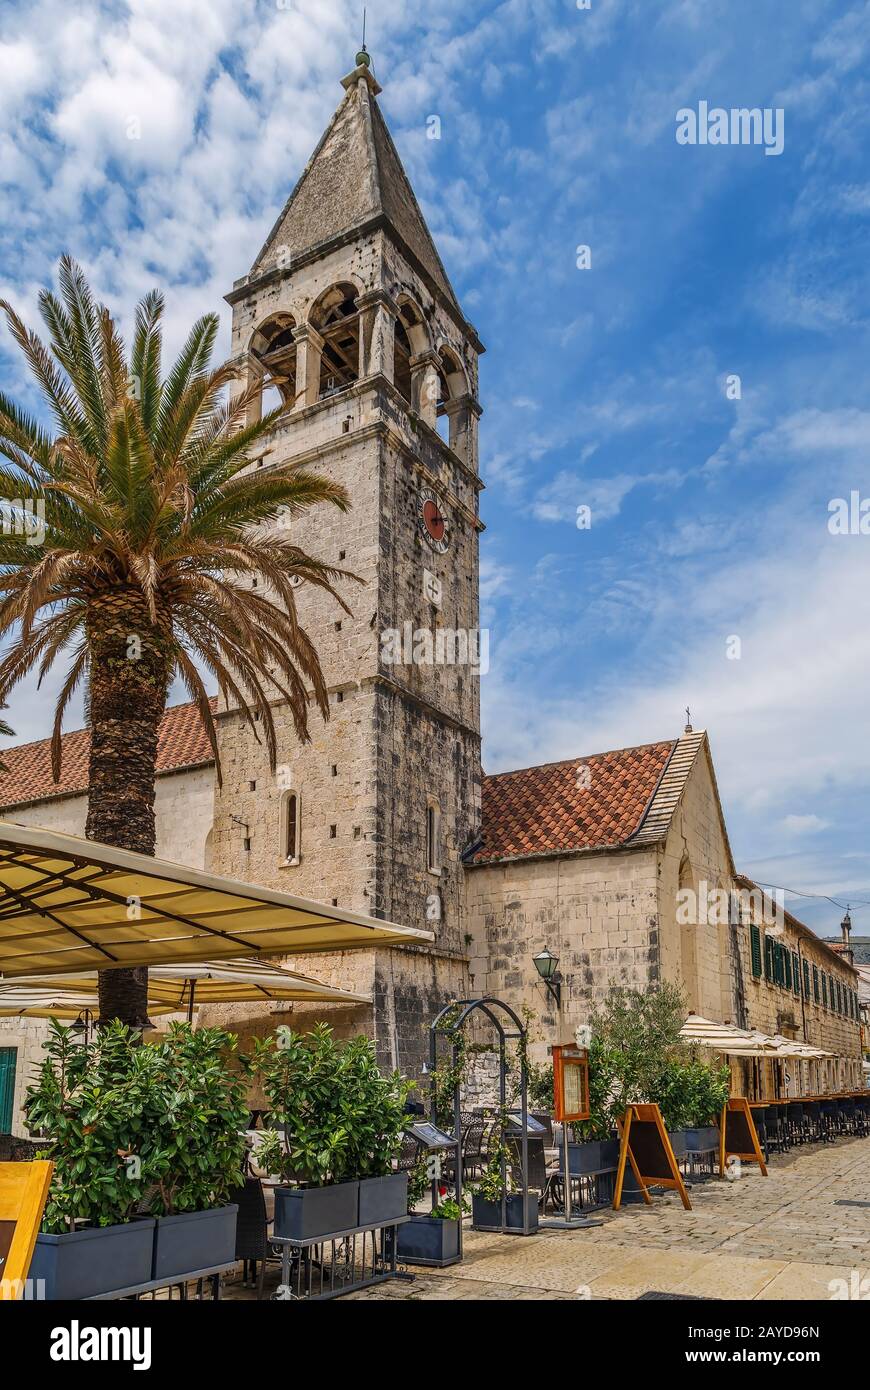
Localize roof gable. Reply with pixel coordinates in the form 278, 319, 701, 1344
471, 739, 677, 865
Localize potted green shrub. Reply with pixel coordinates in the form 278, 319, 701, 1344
252, 1024, 410, 1241
25, 1021, 157, 1299
652, 1058, 729, 1158
470, 1114, 538, 1236
143, 1023, 249, 1280
471, 1152, 538, 1234
395, 1158, 462, 1267
682, 1061, 730, 1153
25, 1020, 247, 1297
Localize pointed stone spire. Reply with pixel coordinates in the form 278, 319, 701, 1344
250, 56, 463, 317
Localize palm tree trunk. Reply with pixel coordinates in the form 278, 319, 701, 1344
85, 589, 171, 1026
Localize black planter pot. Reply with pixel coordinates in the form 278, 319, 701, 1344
29, 1219, 156, 1300
151, 1205, 238, 1282
684, 1125, 720, 1153
620, 1167, 647, 1203
273, 1180, 360, 1241
358, 1173, 408, 1226
471, 1193, 538, 1234
395, 1214, 461, 1267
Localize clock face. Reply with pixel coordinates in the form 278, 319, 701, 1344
418, 490, 450, 553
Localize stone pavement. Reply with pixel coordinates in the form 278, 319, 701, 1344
344, 1135, 870, 1301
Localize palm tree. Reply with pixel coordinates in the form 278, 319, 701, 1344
0, 709, 13, 773
0, 258, 353, 1024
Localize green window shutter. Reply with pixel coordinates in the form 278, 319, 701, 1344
764, 935, 774, 981
750, 924, 762, 978
783, 947, 791, 990
793, 952, 801, 995
813, 965, 819, 1002
0, 1047, 17, 1135
822, 974, 828, 1008
803, 959, 810, 998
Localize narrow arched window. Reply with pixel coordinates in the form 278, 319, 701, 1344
281, 790, 301, 865
426, 801, 441, 874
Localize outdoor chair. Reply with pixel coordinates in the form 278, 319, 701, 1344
461, 1114, 487, 1180
786, 1102, 805, 1145
803, 1100, 821, 1142
764, 1105, 789, 1154
819, 1099, 837, 1140
230, 1175, 273, 1301
397, 1133, 422, 1172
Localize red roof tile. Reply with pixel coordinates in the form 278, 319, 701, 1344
471, 740, 676, 864
0, 698, 217, 808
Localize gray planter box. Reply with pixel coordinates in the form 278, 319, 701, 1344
668, 1130, 688, 1158
29, 1219, 156, 1300
151, 1205, 238, 1282
685, 1125, 720, 1152
567, 1141, 601, 1174
395, 1214, 461, 1267
358, 1173, 407, 1226
273, 1180, 360, 1241
599, 1138, 620, 1169
472, 1193, 538, 1234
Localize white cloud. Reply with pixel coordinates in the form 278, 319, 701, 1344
782, 814, 829, 835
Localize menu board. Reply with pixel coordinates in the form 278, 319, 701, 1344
552, 1044, 591, 1123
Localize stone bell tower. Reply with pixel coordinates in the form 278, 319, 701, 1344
210, 53, 485, 1077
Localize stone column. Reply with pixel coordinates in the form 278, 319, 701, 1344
355, 289, 398, 381
409, 349, 441, 429
442, 393, 483, 469
292, 324, 325, 408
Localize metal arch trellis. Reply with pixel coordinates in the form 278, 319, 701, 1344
429, 996, 532, 1255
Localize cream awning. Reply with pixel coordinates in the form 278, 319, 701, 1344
680, 1013, 833, 1059
0, 822, 432, 977
0, 986, 175, 1020
3, 959, 373, 1007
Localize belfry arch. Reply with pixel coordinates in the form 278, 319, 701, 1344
247, 313, 297, 421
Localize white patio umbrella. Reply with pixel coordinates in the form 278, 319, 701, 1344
4, 959, 372, 1021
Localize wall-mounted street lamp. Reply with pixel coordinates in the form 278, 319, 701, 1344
533, 948, 562, 1009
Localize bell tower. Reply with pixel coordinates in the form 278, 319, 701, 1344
211, 54, 485, 1076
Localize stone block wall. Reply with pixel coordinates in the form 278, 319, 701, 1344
464, 847, 660, 1065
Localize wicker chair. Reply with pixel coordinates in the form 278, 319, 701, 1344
229, 1176, 273, 1301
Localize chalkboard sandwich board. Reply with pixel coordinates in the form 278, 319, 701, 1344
719, 1098, 767, 1177
613, 1104, 691, 1212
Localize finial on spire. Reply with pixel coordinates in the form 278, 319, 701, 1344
356, 7, 370, 68
684, 707, 693, 734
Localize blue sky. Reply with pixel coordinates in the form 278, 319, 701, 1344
1, 0, 869, 936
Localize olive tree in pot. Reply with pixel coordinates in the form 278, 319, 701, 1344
24, 1021, 156, 1299
252, 1024, 410, 1241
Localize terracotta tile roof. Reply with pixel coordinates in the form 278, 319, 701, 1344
470, 739, 677, 865
0, 698, 217, 809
